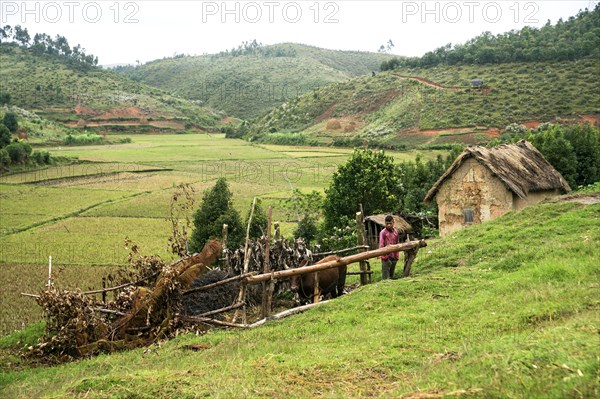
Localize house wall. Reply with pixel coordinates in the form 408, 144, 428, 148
513, 189, 560, 210
435, 158, 513, 236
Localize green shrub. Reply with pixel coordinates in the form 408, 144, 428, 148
258, 132, 314, 146
32, 150, 51, 164
2, 112, 18, 132
0, 148, 10, 167
4, 142, 28, 164
0, 123, 11, 147
63, 133, 103, 145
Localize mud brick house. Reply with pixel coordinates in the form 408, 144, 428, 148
424, 140, 571, 237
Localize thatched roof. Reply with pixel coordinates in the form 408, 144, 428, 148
424, 140, 571, 204
364, 214, 413, 233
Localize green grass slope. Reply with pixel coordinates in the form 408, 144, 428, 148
1, 198, 598, 398
247, 59, 599, 148
0, 44, 222, 134
116, 43, 393, 119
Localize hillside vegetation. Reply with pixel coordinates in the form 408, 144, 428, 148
0, 43, 222, 136
245, 59, 599, 148
1, 198, 598, 398
243, 7, 600, 148
114, 43, 394, 119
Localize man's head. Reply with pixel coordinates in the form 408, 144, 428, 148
384, 215, 394, 231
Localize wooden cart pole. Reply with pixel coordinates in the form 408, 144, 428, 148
245, 240, 427, 285
355, 212, 369, 285
261, 206, 273, 318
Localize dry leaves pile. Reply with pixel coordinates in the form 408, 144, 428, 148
28, 240, 222, 363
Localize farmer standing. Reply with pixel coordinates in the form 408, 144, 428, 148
379, 215, 399, 280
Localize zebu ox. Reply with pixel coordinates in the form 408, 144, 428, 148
289, 255, 347, 304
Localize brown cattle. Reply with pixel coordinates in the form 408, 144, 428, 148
289, 255, 347, 304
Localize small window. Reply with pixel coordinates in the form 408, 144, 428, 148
463, 208, 474, 223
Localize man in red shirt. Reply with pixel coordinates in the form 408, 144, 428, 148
379, 215, 400, 280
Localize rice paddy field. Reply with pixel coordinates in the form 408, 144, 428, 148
0, 134, 446, 335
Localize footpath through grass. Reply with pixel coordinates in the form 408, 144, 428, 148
0, 200, 598, 398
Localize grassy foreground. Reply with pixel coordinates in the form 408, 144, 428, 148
1, 199, 598, 398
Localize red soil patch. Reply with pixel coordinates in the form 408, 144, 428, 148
484, 127, 501, 138
523, 120, 541, 129
94, 107, 146, 120
315, 103, 338, 123
521, 114, 599, 129
221, 117, 235, 123
581, 114, 600, 126
74, 104, 96, 116
360, 89, 401, 114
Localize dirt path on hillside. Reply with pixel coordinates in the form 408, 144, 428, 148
394, 75, 466, 91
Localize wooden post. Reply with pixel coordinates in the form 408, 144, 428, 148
243, 197, 257, 274
267, 279, 275, 316
313, 272, 320, 303
402, 247, 419, 278
241, 284, 247, 325
47, 256, 52, 287
261, 206, 273, 318
222, 224, 228, 248
232, 283, 247, 325
355, 212, 368, 285
222, 224, 228, 269
102, 277, 107, 304
274, 222, 280, 240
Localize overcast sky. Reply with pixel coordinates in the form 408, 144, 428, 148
1, 0, 597, 65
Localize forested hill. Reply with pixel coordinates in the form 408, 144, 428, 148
113, 43, 394, 119
382, 4, 600, 70
0, 37, 221, 132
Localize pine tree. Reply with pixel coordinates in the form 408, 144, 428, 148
189, 178, 244, 252
2, 112, 18, 133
